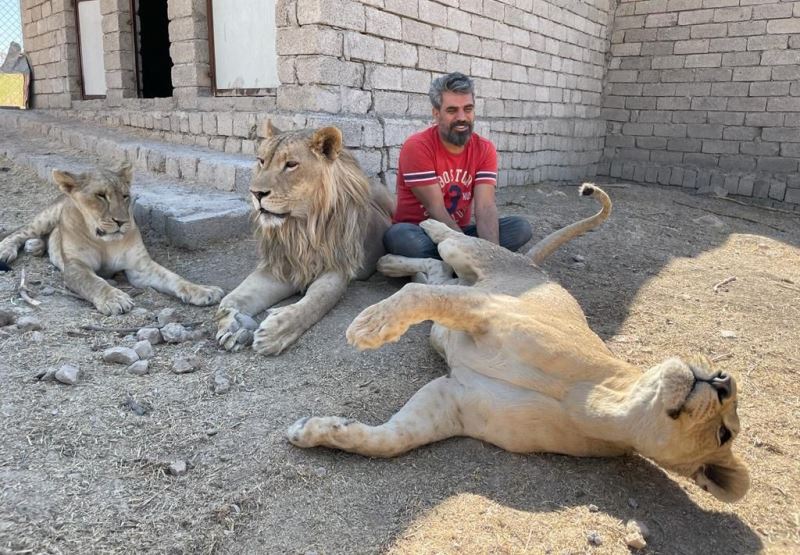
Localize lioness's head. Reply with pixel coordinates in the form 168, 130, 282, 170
634, 355, 749, 502
53, 163, 134, 241
250, 121, 355, 229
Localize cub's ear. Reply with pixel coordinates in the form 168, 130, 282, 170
262, 119, 281, 139
52, 169, 83, 194
310, 126, 343, 161
693, 453, 750, 503
116, 161, 133, 183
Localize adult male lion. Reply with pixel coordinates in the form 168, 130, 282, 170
215, 123, 393, 355
0, 163, 224, 314
288, 184, 750, 503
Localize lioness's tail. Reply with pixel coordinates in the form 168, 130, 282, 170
0, 201, 62, 264
524, 183, 611, 266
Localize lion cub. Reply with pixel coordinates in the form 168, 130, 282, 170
0, 163, 224, 315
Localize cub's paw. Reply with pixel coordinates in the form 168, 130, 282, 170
215, 308, 254, 352
286, 416, 353, 449
95, 288, 134, 316
346, 301, 407, 350
252, 305, 304, 356
0, 242, 19, 265
180, 284, 225, 306
419, 219, 458, 243
377, 254, 418, 278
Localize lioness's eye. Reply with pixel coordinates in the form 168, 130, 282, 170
257, 157, 265, 167
122, 195, 130, 200
718, 425, 732, 445
96, 193, 107, 201
285, 161, 298, 170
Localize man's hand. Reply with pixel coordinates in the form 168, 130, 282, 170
474, 184, 499, 244
410, 185, 462, 232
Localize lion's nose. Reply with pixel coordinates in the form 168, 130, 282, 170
711, 373, 732, 401
112, 218, 127, 226
252, 190, 271, 201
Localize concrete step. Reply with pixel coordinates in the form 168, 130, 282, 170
0, 109, 255, 194
0, 119, 251, 250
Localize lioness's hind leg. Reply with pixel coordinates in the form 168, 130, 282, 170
288, 376, 464, 457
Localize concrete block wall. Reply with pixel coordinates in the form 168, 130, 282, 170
100, 0, 137, 103
601, 0, 800, 204
21, 0, 81, 108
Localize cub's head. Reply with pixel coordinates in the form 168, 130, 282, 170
250, 121, 347, 230
53, 163, 134, 241
637, 355, 749, 502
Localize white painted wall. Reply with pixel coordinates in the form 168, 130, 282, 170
77, 0, 106, 96
211, 0, 279, 90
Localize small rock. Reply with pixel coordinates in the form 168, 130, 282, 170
212, 370, 231, 395
0, 309, 16, 327
24, 238, 45, 255
157, 308, 180, 327
572, 254, 585, 263
122, 334, 136, 343
313, 466, 328, 478
627, 497, 639, 509
127, 360, 149, 375
235, 329, 253, 345
625, 520, 649, 549
30, 331, 44, 343
133, 340, 154, 360
586, 531, 602, 546
161, 322, 188, 343
693, 214, 726, 230
587, 504, 599, 513
55, 364, 80, 385
35, 368, 57, 381
102, 346, 140, 365
137, 327, 163, 345
172, 355, 201, 374
16, 316, 43, 332
131, 307, 151, 318
168, 460, 187, 476
234, 312, 259, 330
123, 393, 151, 416
720, 330, 737, 339
39, 286, 56, 296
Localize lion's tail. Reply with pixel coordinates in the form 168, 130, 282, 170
524, 183, 612, 266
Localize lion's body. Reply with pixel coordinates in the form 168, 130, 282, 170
289, 184, 750, 503
215, 125, 392, 355
0, 165, 224, 315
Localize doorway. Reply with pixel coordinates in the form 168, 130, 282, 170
133, 0, 173, 98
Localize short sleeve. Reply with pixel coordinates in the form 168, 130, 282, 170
398, 135, 439, 188
474, 141, 498, 186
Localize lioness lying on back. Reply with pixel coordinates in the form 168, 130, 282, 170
289, 185, 749, 503
0, 163, 224, 315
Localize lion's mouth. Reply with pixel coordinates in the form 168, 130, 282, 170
96, 228, 124, 238
259, 208, 288, 219
668, 370, 732, 419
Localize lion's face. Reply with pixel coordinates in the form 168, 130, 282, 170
53, 163, 134, 242
250, 124, 343, 229
634, 356, 749, 502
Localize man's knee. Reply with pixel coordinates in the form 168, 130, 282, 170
498, 216, 533, 252
383, 223, 440, 259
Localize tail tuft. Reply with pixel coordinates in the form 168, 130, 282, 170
579, 182, 596, 196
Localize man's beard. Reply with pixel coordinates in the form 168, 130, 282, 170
441, 120, 473, 147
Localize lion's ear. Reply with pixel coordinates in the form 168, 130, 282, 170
52, 169, 83, 194
310, 126, 343, 161
262, 119, 281, 139
116, 161, 133, 183
693, 453, 750, 503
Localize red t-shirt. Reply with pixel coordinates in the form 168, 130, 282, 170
393, 126, 498, 227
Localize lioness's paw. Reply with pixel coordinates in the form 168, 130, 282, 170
0, 243, 18, 264
419, 219, 458, 243
377, 254, 418, 278
286, 416, 353, 449
95, 289, 134, 316
180, 285, 225, 306
346, 302, 407, 350
252, 305, 304, 355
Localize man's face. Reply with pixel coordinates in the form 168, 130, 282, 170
433, 91, 475, 148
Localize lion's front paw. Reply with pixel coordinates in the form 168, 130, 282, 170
179, 284, 225, 306
0, 243, 18, 265
215, 308, 254, 352
95, 288, 134, 316
377, 254, 418, 278
346, 301, 407, 350
252, 305, 304, 355
286, 416, 353, 449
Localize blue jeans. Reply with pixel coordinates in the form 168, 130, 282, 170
383, 216, 533, 259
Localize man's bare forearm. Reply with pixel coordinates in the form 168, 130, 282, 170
475, 203, 499, 244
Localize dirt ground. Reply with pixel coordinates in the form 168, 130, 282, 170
0, 155, 798, 555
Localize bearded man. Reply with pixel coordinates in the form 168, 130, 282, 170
383, 72, 532, 260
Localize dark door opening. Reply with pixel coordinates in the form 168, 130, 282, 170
134, 0, 173, 98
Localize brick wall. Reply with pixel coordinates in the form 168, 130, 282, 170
601, 0, 800, 204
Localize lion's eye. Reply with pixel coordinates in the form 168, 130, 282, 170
122, 194, 130, 201
285, 161, 298, 170
718, 425, 732, 445
96, 193, 108, 201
